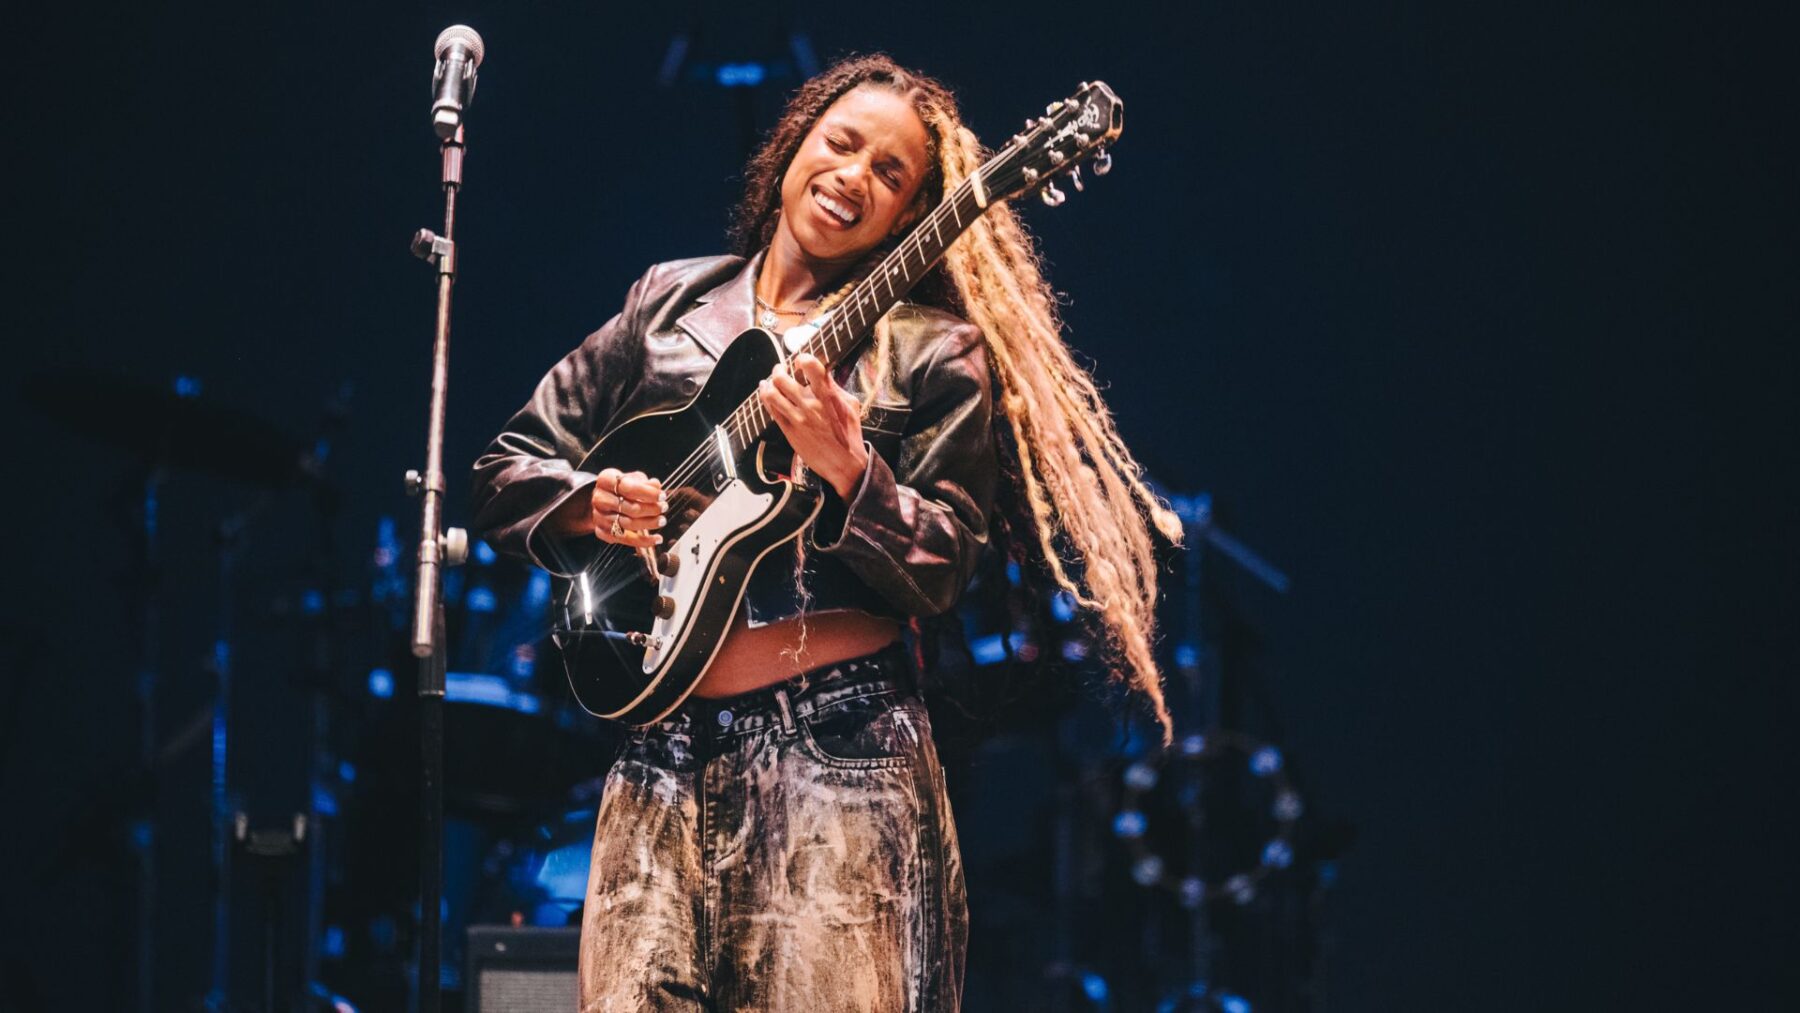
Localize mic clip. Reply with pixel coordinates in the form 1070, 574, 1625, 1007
411, 229, 456, 277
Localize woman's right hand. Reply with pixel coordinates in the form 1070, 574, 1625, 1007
590, 468, 666, 547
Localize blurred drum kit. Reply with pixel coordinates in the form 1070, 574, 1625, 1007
24, 366, 614, 1007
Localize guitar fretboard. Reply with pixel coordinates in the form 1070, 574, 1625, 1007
718, 170, 993, 457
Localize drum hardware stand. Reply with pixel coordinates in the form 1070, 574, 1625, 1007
408, 119, 472, 1013
1160, 489, 1292, 1009
295, 382, 355, 1006
125, 464, 166, 1013
205, 495, 275, 1011
232, 812, 308, 1013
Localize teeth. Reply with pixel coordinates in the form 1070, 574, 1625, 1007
813, 189, 857, 224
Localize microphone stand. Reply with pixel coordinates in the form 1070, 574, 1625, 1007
408, 124, 470, 1013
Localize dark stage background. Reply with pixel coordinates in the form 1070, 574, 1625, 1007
4, 2, 1793, 1010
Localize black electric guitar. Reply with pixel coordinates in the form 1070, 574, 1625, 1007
553, 81, 1123, 724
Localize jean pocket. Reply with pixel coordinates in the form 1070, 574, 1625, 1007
797, 693, 918, 770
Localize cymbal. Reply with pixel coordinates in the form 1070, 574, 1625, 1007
24, 368, 306, 486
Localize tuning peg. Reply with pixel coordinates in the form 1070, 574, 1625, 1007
1041, 183, 1067, 207
1069, 166, 1084, 191
1092, 147, 1113, 176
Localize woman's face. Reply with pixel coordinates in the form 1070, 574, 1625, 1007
776, 85, 933, 265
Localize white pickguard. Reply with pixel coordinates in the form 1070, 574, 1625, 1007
641, 477, 774, 673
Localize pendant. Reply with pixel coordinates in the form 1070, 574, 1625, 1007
759, 308, 781, 329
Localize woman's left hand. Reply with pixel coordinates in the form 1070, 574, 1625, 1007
759, 352, 868, 500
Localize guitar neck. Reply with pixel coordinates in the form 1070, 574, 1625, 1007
722, 170, 993, 457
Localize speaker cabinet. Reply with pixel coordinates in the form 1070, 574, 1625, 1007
465, 926, 579, 1013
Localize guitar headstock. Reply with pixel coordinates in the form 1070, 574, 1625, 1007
980, 81, 1124, 207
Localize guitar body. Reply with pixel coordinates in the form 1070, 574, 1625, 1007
555, 327, 820, 724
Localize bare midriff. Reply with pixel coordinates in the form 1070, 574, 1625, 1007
691, 606, 902, 698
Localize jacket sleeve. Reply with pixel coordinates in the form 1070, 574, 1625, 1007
808, 320, 998, 617
470, 272, 649, 577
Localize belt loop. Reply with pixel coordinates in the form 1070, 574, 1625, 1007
774, 687, 796, 735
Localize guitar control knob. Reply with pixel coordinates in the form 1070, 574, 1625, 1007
654, 595, 676, 620
657, 551, 680, 576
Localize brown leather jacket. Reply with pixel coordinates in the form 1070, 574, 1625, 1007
470, 252, 999, 625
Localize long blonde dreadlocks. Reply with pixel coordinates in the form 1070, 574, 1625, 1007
733, 55, 1185, 742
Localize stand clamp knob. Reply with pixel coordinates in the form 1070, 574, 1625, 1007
441, 527, 469, 568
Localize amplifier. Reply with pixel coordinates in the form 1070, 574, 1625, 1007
465, 926, 580, 1013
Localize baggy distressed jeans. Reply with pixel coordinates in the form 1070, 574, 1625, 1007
578, 644, 967, 1012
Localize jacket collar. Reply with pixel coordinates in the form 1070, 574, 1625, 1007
674, 250, 762, 360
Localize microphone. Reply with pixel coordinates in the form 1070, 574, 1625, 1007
430, 25, 485, 139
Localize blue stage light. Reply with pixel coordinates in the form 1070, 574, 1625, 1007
716, 62, 766, 87
1174, 642, 1199, 669
1006, 559, 1022, 585
465, 586, 498, 613
525, 569, 552, 607
1249, 746, 1283, 776
1050, 590, 1076, 622
1179, 876, 1206, 909
368, 668, 394, 699
301, 589, 325, 615
338, 760, 356, 784
968, 631, 1028, 665
174, 375, 203, 397
1112, 810, 1147, 839
1225, 874, 1255, 905
373, 517, 399, 569
323, 924, 346, 958
313, 783, 338, 817
1218, 994, 1251, 1013
535, 839, 595, 904
1082, 973, 1109, 1002
1123, 762, 1158, 791
1261, 839, 1293, 869
473, 540, 498, 565
1273, 790, 1303, 821
1131, 855, 1165, 885
1179, 733, 1207, 757
447, 672, 542, 714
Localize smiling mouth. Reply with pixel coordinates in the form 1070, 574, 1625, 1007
812, 187, 860, 227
